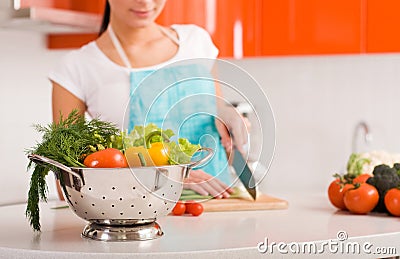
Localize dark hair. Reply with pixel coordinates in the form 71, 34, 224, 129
99, 1, 110, 36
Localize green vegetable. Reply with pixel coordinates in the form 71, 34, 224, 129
25, 110, 119, 231
366, 164, 400, 212
168, 138, 201, 165
110, 123, 175, 150
179, 188, 243, 201
346, 153, 371, 177
345, 151, 400, 177
111, 124, 201, 165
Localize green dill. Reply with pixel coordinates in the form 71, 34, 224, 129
25, 110, 119, 231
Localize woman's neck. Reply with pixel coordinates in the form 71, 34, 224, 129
108, 21, 162, 47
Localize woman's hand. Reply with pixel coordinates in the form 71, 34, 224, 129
183, 169, 234, 198
216, 105, 251, 153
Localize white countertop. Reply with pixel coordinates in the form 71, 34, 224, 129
0, 192, 399, 258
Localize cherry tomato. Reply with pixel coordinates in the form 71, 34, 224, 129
148, 142, 169, 166
343, 183, 379, 214
185, 201, 204, 216
83, 148, 128, 168
384, 188, 400, 216
172, 201, 186, 216
184, 200, 195, 213
353, 174, 371, 184
328, 179, 353, 210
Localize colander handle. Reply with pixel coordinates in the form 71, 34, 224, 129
28, 154, 83, 182
188, 147, 214, 169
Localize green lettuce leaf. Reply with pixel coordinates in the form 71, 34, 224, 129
168, 138, 201, 165
109, 123, 175, 150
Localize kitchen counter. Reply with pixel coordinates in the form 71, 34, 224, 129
0, 192, 399, 258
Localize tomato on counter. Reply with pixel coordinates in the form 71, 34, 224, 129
343, 183, 379, 214
353, 174, 371, 184
328, 179, 353, 210
185, 201, 204, 216
172, 201, 186, 216
384, 188, 400, 217
171, 200, 204, 217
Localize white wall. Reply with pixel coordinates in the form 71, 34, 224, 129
2, 28, 400, 205
229, 55, 400, 197
0, 29, 68, 205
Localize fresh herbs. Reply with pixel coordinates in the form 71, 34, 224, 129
25, 110, 119, 231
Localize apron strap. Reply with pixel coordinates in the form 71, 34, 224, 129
158, 26, 180, 46
108, 26, 132, 69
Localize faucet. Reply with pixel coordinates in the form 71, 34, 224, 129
352, 121, 373, 153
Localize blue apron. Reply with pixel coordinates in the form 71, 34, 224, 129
108, 27, 231, 185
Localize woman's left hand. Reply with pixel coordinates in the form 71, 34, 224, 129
183, 169, 234, 198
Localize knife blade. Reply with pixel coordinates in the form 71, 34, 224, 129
232, 148, 257, 200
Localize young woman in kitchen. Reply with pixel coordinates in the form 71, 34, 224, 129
50, 0, 248, 200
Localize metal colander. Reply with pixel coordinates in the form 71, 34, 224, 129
28, 147, 212, 241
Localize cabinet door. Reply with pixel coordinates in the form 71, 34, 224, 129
367, 0, 400, 53
212, 0, 261, 57
156, 0, 206, 27
261, 0, 363, 55
157, 0, 260, 58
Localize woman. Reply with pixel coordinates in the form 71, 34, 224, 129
50, 0, 245, 199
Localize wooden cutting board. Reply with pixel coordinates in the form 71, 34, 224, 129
201, 193, 288, 212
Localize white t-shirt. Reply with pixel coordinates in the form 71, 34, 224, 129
48, 24, 219, 129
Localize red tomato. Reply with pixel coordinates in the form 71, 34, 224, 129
353, 174, 371, 184
384, 188, 400, 217
184, 200, 195, 213
343, 183, 379, 214
185, 201, 204, 216
172, 201, 186, 216
83, 148, 128, 168
328, 179, 352, 210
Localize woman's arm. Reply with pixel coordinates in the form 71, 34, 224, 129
51, 81, 87, 200
52, 81, 86, 122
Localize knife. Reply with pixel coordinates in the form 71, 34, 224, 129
232, 148, 257, 200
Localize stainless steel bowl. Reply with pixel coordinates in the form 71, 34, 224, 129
28, 147, 213, 241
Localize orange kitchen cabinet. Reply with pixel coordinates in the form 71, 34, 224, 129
47, 33, 99, 49
212, 0, 261, 57
156, 0, 207, 28
157, 0, 261, 58
366, 0, 400, 53
261, 0, 364, 55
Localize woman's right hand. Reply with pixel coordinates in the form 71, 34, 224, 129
183, 169, 234, 199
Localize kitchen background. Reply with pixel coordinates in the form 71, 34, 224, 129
2, 0, 400, 205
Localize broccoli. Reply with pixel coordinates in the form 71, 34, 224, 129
393, 163, 400, 173
366, 164, 400, 212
